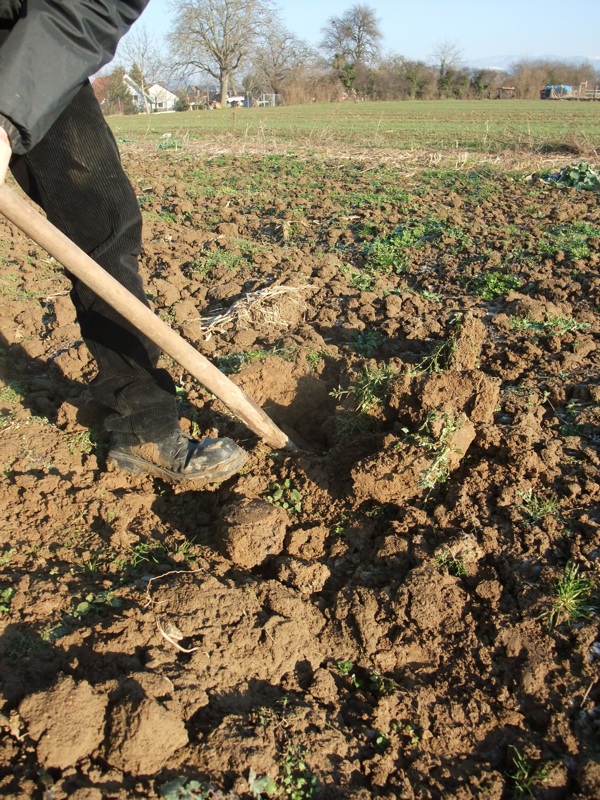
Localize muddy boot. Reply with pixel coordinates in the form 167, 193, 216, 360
108, 430, 248, 483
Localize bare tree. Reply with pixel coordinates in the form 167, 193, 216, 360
168, 0, 274, 105
320, 3, 382, 66
430, 39, 464, 97
118, 24, 164, 113
250, 23, 315, 95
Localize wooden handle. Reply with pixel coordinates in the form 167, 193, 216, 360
0, 183, 294, 450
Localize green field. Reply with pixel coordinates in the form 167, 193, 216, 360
108, 99, 600, 154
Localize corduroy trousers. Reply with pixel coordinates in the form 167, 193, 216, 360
9, 81, 179, 444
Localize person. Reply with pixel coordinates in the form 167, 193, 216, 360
0, 1, 248, 483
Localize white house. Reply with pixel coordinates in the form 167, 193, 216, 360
147, 84, 179, 112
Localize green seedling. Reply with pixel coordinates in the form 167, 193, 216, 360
420, 289, 443, 302
540, 562, 595, 628
248, 770, 278, 798
216, 345, 297, 375
507, 746, 550, 798
305, 350, 322, 371
159, 778, 239, 800
350, 329, 385, 357
341, 266, 376, 292
374, 731, 390, 752
0, 587, 14, 613
267, 479, 303, 514
509, 313, 590, 336
408, 412, 463, 492
336, 660, 398, 695
518, 489, 559, 524
71, 591, 121, 620
0, 548, 16, 567
279, 743, 318, 800
436, 549, 468, 577
470, 270, 522, 300
331, 362, 398, 413
413, 335, 457, 374
0, 382, 26, 403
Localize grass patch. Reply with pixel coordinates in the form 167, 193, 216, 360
540, 562, 595, 628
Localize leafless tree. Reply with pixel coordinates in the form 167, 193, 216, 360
168, 0, 274, 105
118, 24, 164, 113
430, 39, 464, 96
250, 23, 315, 95
320, 3, 382, 66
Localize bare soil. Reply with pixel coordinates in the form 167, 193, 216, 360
0, 143, 599, 800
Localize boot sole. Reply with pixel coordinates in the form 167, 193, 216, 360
107, 447, 248, 484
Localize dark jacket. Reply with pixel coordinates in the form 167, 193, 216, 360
0, 0, 149, 154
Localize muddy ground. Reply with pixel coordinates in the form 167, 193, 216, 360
0, 142, 599, 800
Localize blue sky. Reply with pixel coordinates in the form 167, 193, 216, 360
135, 0, 599, 64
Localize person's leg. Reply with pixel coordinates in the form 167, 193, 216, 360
9, 82, 246, 481
10, 82, 179, 433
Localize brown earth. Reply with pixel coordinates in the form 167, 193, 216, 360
0, 142, 599, 800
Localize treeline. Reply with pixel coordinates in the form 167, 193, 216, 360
270, 58, 599, 104
109, 1, 599, 109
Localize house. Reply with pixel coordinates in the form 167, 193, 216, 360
147, 84, 179, 112
92, 73, 178, 114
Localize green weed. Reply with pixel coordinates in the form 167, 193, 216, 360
507, 746, 550, 798
364, 220, 441, 274
539, 221, 600, 261
0, 382, 26, 403
336, 660, 398, 696
470, 270, 522, 300
71, 591, 121, 619
0, 587, 15, 613
540, 562, 595, 628
518, 489, 559, 524
412, 335, 457, 374
331, 363, 398, 413
509, 313, 590, 336
350, 329, 385, 357
544, 161, 600, 191
216, 345, 297, 375
267, 479, 303, 515
408, 412, 463, 492
341, 266, 376, 292
334, 411, 380, 440
436, 549, 468, 577
0, 548, 16, 567
279, 743, 318, 800
159, 778, 239, 799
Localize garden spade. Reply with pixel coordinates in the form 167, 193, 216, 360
0, 183, 295, 450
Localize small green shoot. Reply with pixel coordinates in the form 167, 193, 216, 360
350, 329, 385, 357
159, 778, 239, 800
409, 412, 463, 492
0, 382, 26, 403
509, 313, 590, 336
267, 479, 303, 514
331, 363, 398, 413
470, 270, 522, 300
279, 743, 318, 800
507, 746, 550, 798
540, 562, 595, 628
0, 587, 15, 613
436, 549, 468, 577
413, 335, 457, 374
518, 489, 559, 524
71, 591, 121, 620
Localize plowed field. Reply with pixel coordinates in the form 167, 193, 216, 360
0, 142, 598, 800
